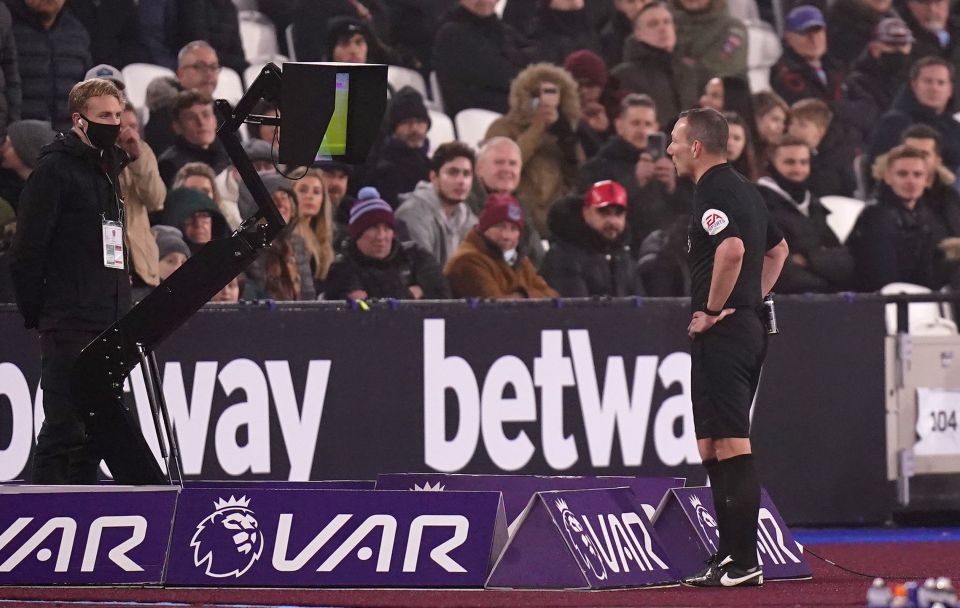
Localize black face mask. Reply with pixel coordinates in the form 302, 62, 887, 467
79, 113, 120, 150
878, 52, 908, 78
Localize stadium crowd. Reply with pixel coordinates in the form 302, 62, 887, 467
2, 0, 960, 304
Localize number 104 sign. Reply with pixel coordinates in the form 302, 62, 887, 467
915, 388, 960, 456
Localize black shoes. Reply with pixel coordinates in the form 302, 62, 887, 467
681, 554, 764, 587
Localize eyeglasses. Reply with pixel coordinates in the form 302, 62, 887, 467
183, 62, 220, 73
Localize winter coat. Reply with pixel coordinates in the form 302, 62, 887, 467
825, 0, 895, 68
672, 0, 748, 87
7, 0, 90, 132
444, 228, 557, 299
867, 86, 960, 173
611, 38, 699, 124
770, 45, 844, 106
528, 4, 600, 66
160, 187, 230, 252
325, 238, 450, 300
395, 180, 478, 268
757, 177, 853, 293
540, 195, 642, 297
464, 177, 546, 268
67, 0, 147, 67
808, 121, 858, 198
841, 49, 908, 145
164, 0, 246, 73
599, 10, 632, 67
579, 136, 687, 249
10, 132, 130, 330
848, 184, 942, 291
244, 221, 317, 302
119, 139, 166, 287
157, 137, 232, 186
485, 63, 584, 239
433, 5, 530, 116
900, 3, 960, 68
0, 2, 21, 135
367, 137, 430, 209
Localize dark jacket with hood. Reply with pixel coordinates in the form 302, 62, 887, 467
770, 44, 845, 106
611, 38, 699, 124
540, 195, 642, 297
164, 0, 246, 73
433, 5, 530, 116
160, 186, 230, 253
809, 120, 858, 198
868, 86, 960, 173
157, 136, 232, 186
367, 136, 430, 209
826, 0, 896, 68
325, 238, 450, 300
841, 48, 909, 144
848, 183, 942, 291
7, 0, 90, 132
10, 132, 130, 330
757, 175, 854, 293
528, 3, 600, 66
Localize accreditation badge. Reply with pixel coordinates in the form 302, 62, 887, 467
102, 219, 125, 270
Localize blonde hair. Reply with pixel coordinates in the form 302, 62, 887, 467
69, 79, 125, 114
293, 170, 335, 280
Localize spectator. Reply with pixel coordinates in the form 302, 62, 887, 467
672, 0, 748, 87
383, 0, 450, 71
396, 142, 478, 268
243, 175, 316, 301
117, 103, 166, 301
611, 1, 698, 125
826, 0, 898, 68
292, 169, 336, 294
564, 49, 617, 158
757, 136, 854, 293
541, 179, 643, 296
210, 274, 242, 303
445, 192, 558, 298
164, 0, 245, 73
580, 94, 684, 249
0, 2, 22, 138
8, 0, 90, 132
464, 136, 546, 266
528, 0, 601, 66
365, 86, 431, 207
433, 0, 530, 116
849, 144, 941, 290
152, 224, 190, 281
172, 162, 239, 231
157, 90, 231, 186
326, 187, 450, 300
868, 56, 960, 176
0, 119, 54, 197
325, 15, 398, 65
697, 76, 754, 124
138, 0, 174, 69
900, 0, 960, 67
842, 18, 915, 145
289, 0, 392, 64
900, 124, 960, 239
751, 90, 789, 175
770, 5, 844, 105
144, 40, 221, 153
220, 138, 275, 224
317, 159, 354, 248
788, 98, 857, 197
485, 62, 583, 239
600, 0, 645, 66
160, 186, 230, 253
67, 0, 146, 67
725, 111, 759, 181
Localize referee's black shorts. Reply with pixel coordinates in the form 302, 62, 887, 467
691, 307, 768, 440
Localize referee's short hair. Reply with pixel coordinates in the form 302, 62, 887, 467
679, 107, 728, 155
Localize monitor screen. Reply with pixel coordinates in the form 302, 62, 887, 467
316, 72, 349, 159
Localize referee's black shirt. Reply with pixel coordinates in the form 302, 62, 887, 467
688, 163, 783, 311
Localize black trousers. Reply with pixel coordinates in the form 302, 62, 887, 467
33, 330, 102, 484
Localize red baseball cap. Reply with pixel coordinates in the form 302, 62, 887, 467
584, 180, 627, 209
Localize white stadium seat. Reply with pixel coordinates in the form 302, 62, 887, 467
121, 63, 176, 110
454, 108, 502, 151
243, 56, 288, 89
387, 65, 428, 100
427, 109, 456, 155
819, 195, 866, 245
238, 11, 279, 63
429, 71, 445, 113
213, 67, 245, 106
882, 283, 958, 335
746, 21, 782, 93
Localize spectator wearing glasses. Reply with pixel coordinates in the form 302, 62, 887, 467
157, 90, 231, 186
160, 186, 230, 254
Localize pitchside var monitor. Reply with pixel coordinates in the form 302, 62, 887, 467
278, 62, 387, 167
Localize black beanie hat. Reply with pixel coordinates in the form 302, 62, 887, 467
325, 16, 368, 60
387, 86, 431, 133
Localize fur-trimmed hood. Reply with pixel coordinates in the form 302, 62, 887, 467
505, 62, 581, 127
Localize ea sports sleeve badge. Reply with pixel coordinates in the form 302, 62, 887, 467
701, 209, 729, 236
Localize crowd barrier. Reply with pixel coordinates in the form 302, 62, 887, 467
0, 296, 892, 525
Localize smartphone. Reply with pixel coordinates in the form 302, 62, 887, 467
646, 132, 666, 161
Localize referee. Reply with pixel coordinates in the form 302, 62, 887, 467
667, 108, 788, 587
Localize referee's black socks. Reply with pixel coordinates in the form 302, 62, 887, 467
703, 457, 730, 560
719, 453, 761, 569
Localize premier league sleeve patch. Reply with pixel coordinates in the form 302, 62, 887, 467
701, 209, 729, 236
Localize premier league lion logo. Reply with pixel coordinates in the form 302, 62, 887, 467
690, 495, 720, 552
191, 495, 264, 578
554, 499, 608, 580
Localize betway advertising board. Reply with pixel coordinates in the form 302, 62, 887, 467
0, 299, 890, 524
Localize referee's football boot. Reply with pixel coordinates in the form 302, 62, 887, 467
682, 556, 764, 587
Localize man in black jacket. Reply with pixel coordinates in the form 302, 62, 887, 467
542, 180, 643, 297
528, 0, 601, 66
770, 5, 845, 105
365, 87, 431, 208
157, 89, 230, 185
756, 136, 853, 293
899, 0, 960, 67
10, 78, 129, 484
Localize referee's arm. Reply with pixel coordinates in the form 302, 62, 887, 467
761, 238, 789, 296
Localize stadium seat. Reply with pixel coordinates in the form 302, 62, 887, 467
454, 108, 502, 151
882, 283, 958, 335
214, 67, 245, 106
819, 195, 865, 245
238, 11, 279, 63
746, 21, 782, 93
243, 56, 288, 89
495, 0, 507, 17
728, 0, 761, 23
387, 65, 429, 100
121, 63, 176, 110
427, 109, 456, 155
429, 71, 445, 113
285, 23, 296, 62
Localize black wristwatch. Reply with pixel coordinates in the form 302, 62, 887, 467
703, 306, 723, 317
